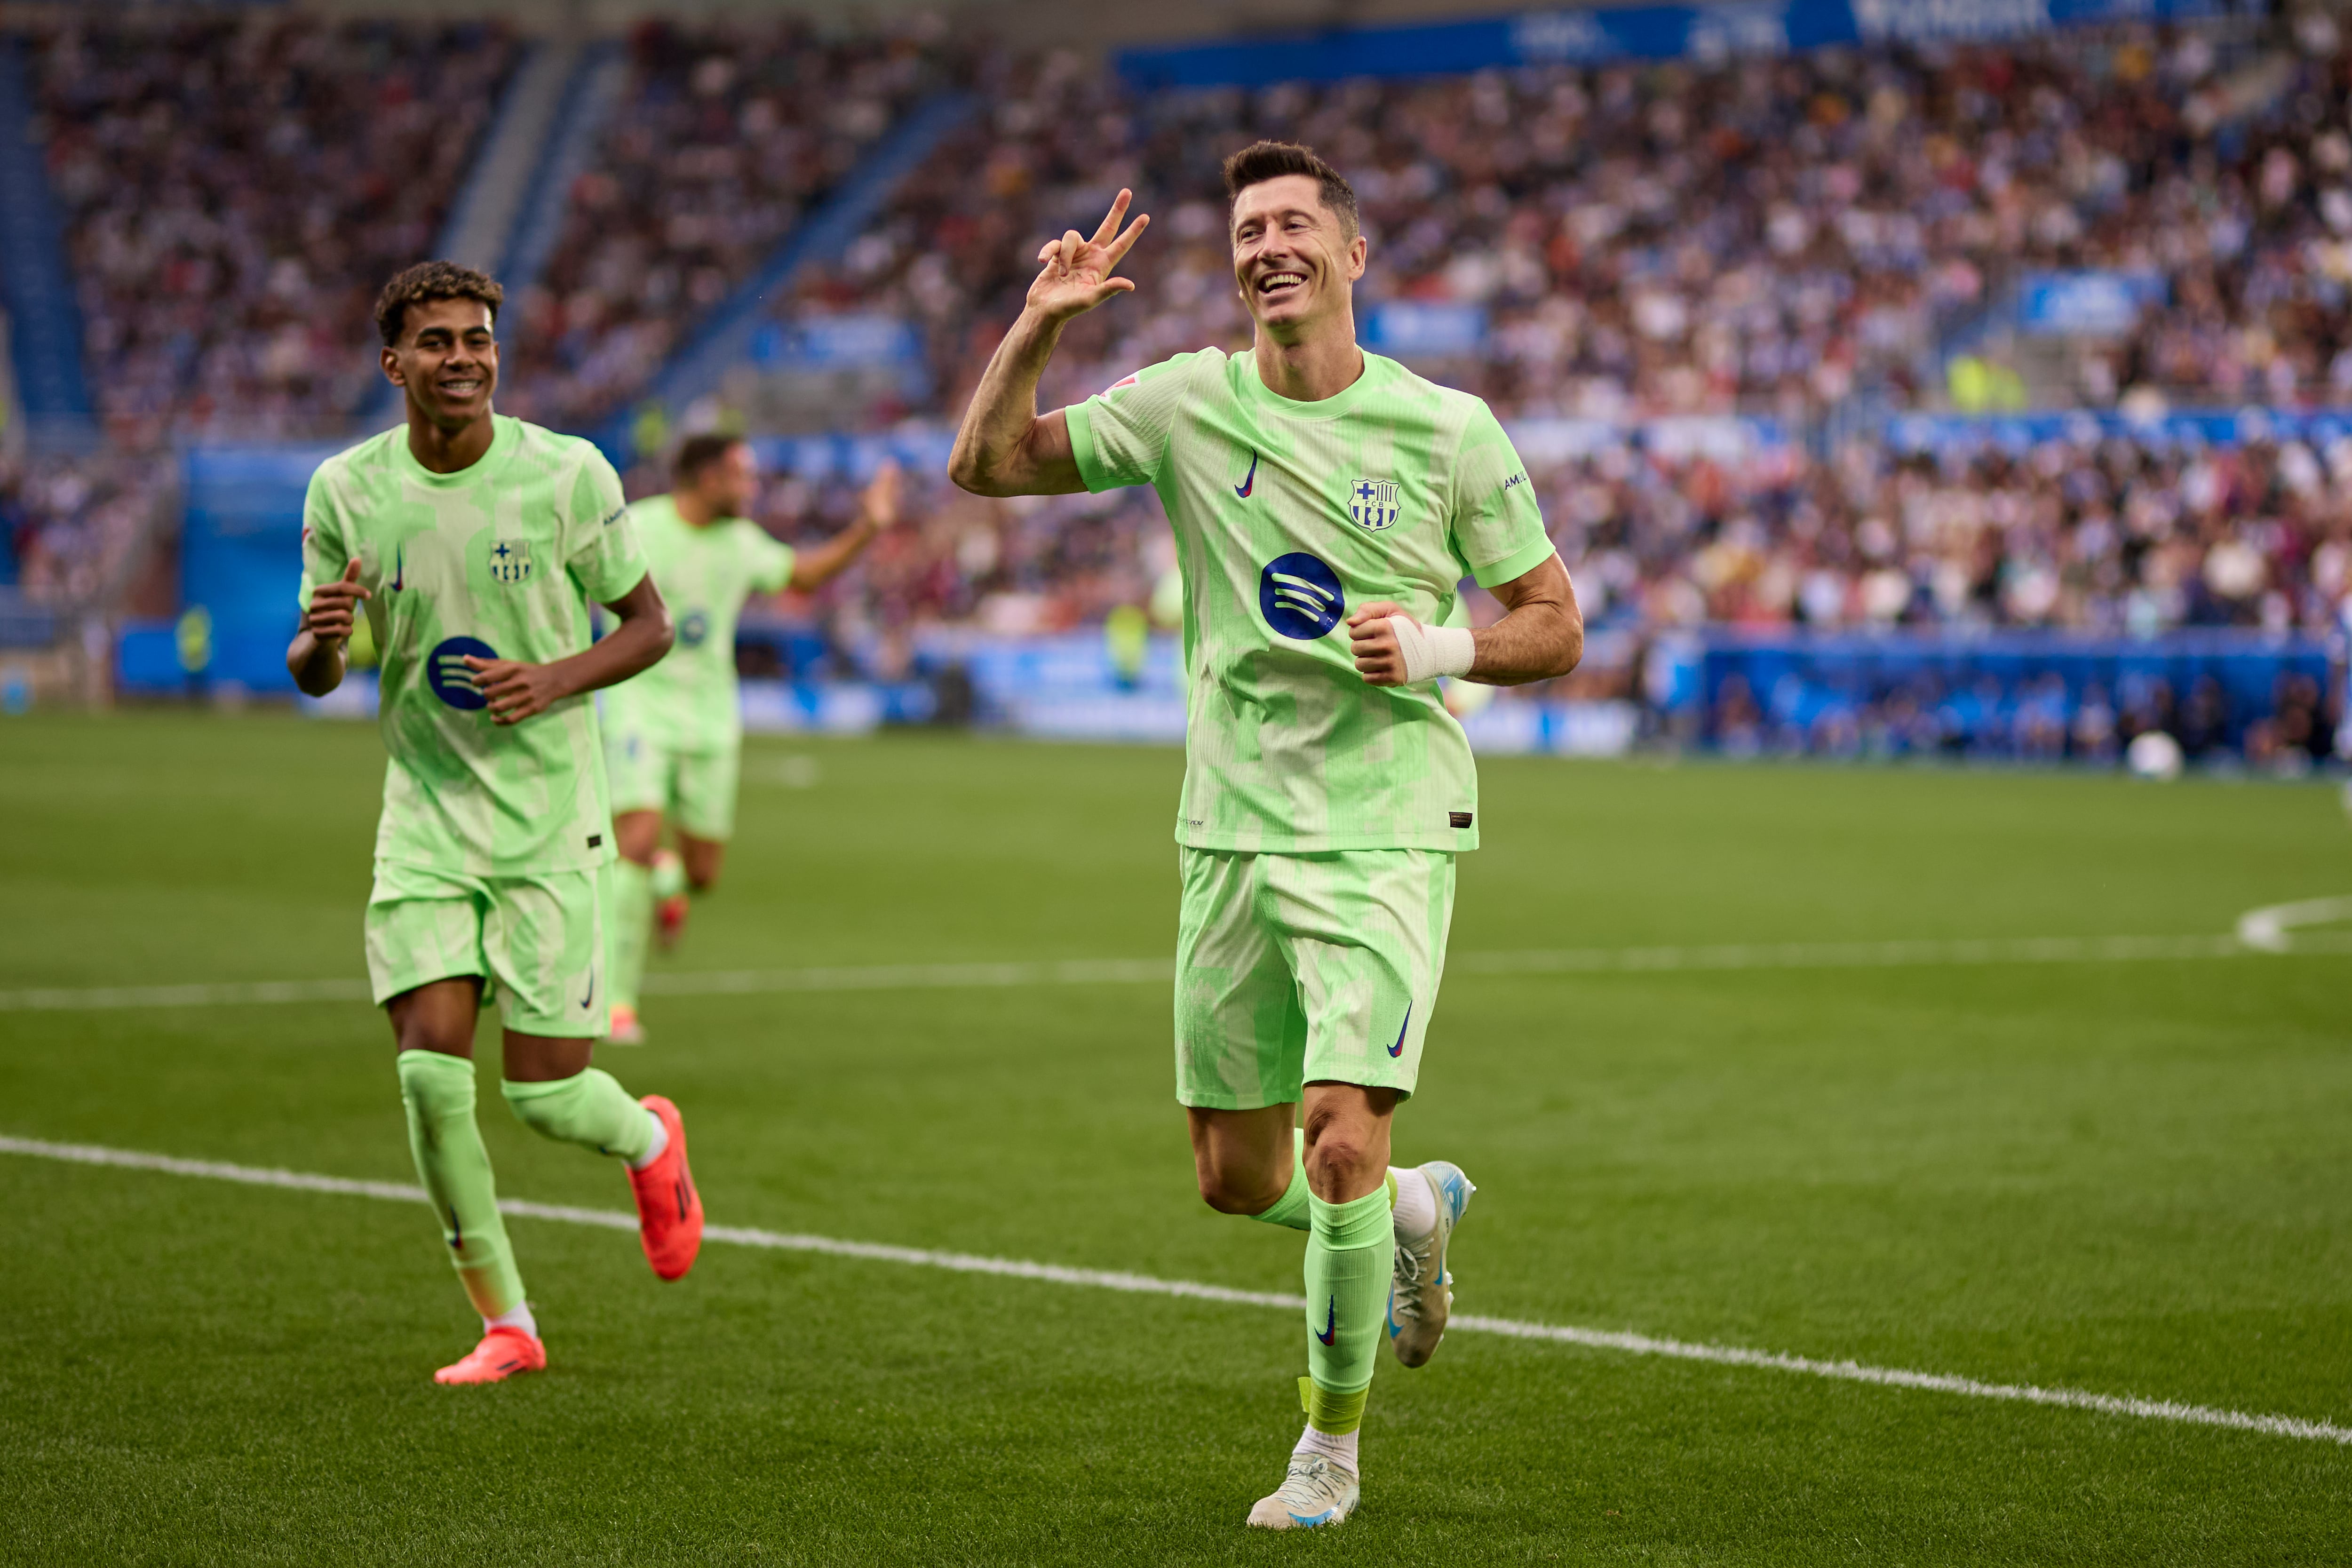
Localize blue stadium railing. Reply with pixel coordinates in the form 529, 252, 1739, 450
0, 38, 95, 450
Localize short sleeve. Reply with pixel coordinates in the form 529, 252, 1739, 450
746, 526, 796, 593
564, 450, 649, 604
297, 466, 350, 612
1449, 401, 1556, 589
1064, 351, 1208, 493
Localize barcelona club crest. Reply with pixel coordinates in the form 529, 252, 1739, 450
1348, 478, 1401, 532
487, 539, 533, 586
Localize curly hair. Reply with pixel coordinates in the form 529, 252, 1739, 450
1222, 141, 1359, 240
374, 260, 505, 346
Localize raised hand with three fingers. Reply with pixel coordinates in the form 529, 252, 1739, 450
1026, 189, 1151, 325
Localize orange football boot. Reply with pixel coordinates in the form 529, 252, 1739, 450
433, 1324, 546, 1385
628, 1094, 703, 1281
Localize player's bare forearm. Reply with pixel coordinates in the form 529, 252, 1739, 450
463, 573, 674, 725
286, 629, 346, 696
791, 460, 903, 589
788, 517, 881, 590
1346, 555, 1582, 689
947, 310, 1084, 497
1470, 554, 1583, 686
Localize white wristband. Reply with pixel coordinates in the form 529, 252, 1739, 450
1390, 617, 1476, 684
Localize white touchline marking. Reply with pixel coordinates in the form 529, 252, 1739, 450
6, 923, 2350, 1013
0, 1134, 2343, 1446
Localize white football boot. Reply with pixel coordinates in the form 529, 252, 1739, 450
1244, 1455, 1360, 1530
1388, 1160, 1474, 1368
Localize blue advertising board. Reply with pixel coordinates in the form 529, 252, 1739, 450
1885, 407, 2352, 456
2017, 271, 2169, 335
160, 444, 342, 693
1119, 0, 2254, 87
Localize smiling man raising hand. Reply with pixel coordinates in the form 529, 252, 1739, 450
951, 143, 1582, 1528
286, 261, 703, 1387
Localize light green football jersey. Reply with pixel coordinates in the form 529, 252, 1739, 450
298, 415, 647, 876
600, 493, 795, 752
1067, 348, 1554, 853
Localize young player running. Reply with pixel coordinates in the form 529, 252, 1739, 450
288, 261, 703, 1385
950, 144, 1583, 1527
603, 435, 904, 1044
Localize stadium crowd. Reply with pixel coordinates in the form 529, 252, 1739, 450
815, 15, 2352, 428
500, 19, 958, 431
719, 16, 2352, 671
29, 16, 517, 448
4, 8, 2349, 763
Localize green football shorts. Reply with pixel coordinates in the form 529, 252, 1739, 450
1173, 846, 1456, 1110
604, 723, 740, 841
364, 862, 609, 1038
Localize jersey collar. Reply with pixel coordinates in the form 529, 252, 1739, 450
1232, 347, 1393, 422
392, 414, 519, 488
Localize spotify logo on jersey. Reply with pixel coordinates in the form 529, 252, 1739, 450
427, 636, 497, 710
1259, 553, 1344, 639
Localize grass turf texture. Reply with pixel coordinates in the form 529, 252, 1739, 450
1, 711, 2348, 1565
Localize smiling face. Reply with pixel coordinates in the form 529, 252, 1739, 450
382, 297, 498, 430
1230, 173, 1367, 344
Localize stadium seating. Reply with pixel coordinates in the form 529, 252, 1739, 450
496, 19, 957, 431
28, 17, 519, 446
7, 8, 2351, 759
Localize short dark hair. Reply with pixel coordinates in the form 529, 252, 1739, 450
674, 432, 747, 482
375, 261, 504, 346
1222, 141, 1359, 240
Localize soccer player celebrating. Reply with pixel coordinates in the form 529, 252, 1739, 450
950, 144, 1582, 1528
287, 261, 703, 1386
602, 435, 904, 1045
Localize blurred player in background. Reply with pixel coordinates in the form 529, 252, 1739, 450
950, 145, 1582, 1527
601, 436, 904, 1044
287, 261, 704, 1386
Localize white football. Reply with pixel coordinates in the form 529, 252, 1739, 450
2126, 730, 2185, 781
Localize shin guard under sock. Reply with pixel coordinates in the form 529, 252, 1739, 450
501, 1068, 654, 1162
608, 858, 654, 1012
1302, 1186, 1392, 1433
1250, 1128, 1311, 1231
397, 1050, 526, 1319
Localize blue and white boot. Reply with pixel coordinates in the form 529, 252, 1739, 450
1245, 1455, 1360, 1529
1388, 1161, 1474, 1369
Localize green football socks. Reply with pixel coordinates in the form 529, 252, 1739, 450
1250, 1128, 1311, 1231
650, 852, 687, 903
396, 1050, 525, 1319
501, 1068, 654, 1162
608, 857, 654, 1012
1302, 1185, 1393, 1433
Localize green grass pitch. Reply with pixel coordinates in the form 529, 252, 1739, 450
3, 711, 2349, 1564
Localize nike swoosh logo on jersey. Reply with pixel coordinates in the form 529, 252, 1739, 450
389, 544, 405, 592
1387, 1003, 1412, 1059
1234, 450, 1258, 499
580, 966, 597, 1011
1315, 1297, 1337, 1345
